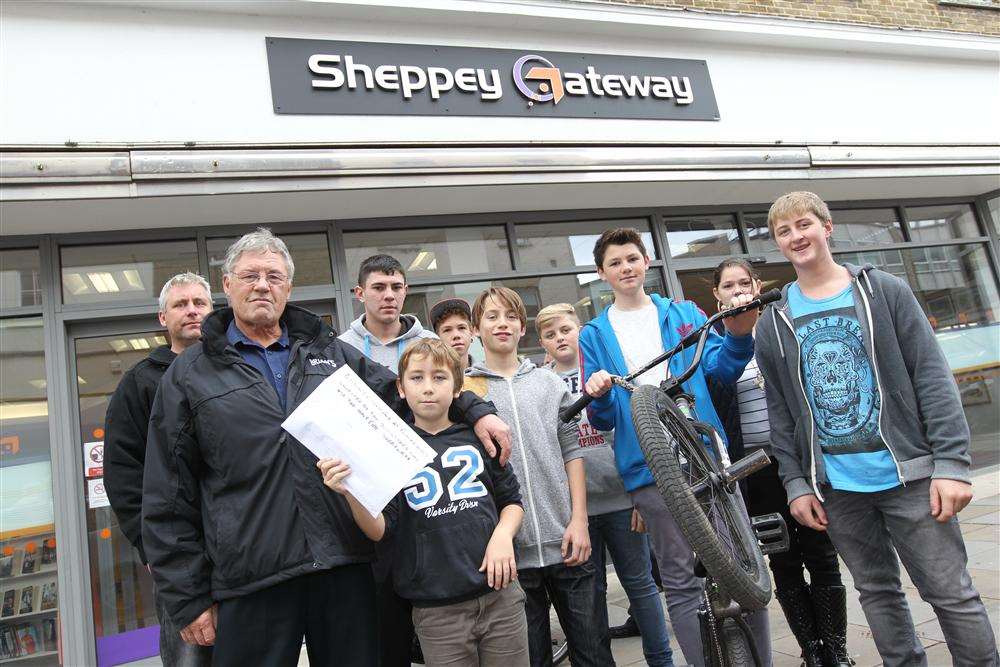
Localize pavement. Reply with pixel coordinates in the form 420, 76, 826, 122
602, 464, 1000, 666
127, 465, 999, 667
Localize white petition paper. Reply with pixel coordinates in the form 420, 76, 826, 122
282, 364, 436, 517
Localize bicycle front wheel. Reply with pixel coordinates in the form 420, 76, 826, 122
631, 384, 771, 610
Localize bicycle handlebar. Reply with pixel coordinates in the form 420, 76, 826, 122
559, 289, 781, 423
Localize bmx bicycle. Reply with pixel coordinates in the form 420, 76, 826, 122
561, 289, 789, 666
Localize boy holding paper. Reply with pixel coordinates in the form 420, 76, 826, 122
318, 338, 528, 666
464, 287, 614, 667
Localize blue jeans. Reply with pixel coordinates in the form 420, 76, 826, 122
519, 561, 614, 667
590, 508, 674, 667
823, 479, 998, 667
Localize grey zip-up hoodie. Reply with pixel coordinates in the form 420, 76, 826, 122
464, 359, 584, 570
755, 263, 972, 504
555, 368, 632, 517
338, 313, 437, 373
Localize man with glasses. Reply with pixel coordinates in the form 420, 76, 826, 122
104, 272, 213, 667
142, 228, 512, 667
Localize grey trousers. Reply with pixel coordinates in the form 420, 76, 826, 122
823, 478, 999, 667
631, 484, 772, 667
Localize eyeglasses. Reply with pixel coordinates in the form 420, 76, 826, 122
233, 271, 288, 286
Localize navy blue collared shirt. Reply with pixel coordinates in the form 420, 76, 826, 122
227, 319, 291, 411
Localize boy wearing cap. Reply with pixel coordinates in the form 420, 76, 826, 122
430, 298, 475, 374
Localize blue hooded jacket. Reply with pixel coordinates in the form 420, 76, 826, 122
578, 294, 754, 493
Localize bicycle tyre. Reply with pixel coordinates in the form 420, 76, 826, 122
719, 618, 754, 667
630, 384, 771, 610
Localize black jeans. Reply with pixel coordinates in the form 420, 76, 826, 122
746, 460, 841, 591
213, 564, 377, 667
519, 561, 614, 667
156, 597, 212, 667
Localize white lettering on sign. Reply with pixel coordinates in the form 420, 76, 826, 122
309, 54, 502, 101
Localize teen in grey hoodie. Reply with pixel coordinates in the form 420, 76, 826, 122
338, 312, 436, 373
758, 190, 997, 667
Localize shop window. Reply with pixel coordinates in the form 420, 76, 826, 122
513, 219, 657, 270
828, 208, 904, 248
663, 215, 741, 259
988, 196, 1000, 237
0, 317, 61, 664
906, 204, 982, 243
344, 226, 511, 283
61, 241, 199, 306
401, 271, 666, 365
743, 213, 772, 255
0, 249, 42, 310
678, 263, 797, 323
206, 232, 333, 292
839, 244, 1000, 468
74, 330, 165, 665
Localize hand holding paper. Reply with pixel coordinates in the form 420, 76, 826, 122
282, 365, 435, 517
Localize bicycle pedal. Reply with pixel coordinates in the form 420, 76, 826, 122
751, 512, 790, 555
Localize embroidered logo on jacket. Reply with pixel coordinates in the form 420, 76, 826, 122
310, 358, 337, 367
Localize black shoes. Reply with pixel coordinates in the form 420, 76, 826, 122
812, 585, 855, 667
776, 584, 825, 667
608, 615, 641, 639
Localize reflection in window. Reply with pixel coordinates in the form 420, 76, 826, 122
401, 272, 666, 364
206, 233, 333, 292
61, 241, 199, 305
514, 219, 657, 269
743, 213, 772, 255
839, 244, 999, 468
0, 318, 61, 663
0, 249, 42, 310
344, 226, 510, 283
906, 204, 981, 243
829, 208, 903, 248
663, 215, 741, 259
988, 196, 999, 237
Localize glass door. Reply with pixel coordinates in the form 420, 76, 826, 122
69, 320, 165, 667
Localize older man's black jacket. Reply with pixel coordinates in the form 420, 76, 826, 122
141, 304, 497, 629
104, 345, 176, 564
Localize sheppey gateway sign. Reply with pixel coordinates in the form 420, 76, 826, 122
266, 37, 720, 121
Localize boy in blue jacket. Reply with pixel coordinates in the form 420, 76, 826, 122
319, 339, 528, 666
581, 227, 769, 666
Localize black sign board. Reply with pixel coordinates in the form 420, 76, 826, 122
266, 37, 720, 121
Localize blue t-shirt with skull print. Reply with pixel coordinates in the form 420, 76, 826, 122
788, 282, 900, 493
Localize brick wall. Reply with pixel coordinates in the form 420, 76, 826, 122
590, 0, 1000, 36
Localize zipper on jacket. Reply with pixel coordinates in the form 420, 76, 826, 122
856, 277, 905, 485
776, 309, 824, 502
506, 376, 546, 567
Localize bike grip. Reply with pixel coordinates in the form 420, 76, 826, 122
560, 392, 594, 423
758, 289, 782, 306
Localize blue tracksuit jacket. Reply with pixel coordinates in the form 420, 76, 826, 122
578, 294, 754, 492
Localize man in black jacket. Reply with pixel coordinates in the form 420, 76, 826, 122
142, 228, 512, 667
104, 271, 213, 667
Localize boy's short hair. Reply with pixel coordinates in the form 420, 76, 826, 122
535, 303, 580, 335
397, 339, 463, 393
357, 254, 405, 288
471, 287, 527, 329
429, 298, 472, 332
767, 191, 832, 235
593, 228, 648, 269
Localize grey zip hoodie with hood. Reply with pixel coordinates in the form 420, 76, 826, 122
755, 263, 972, 504
338, 313, 437, 373
464, 359, 584, 570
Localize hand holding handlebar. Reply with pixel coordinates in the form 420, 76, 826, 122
559, 289, 782, 423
